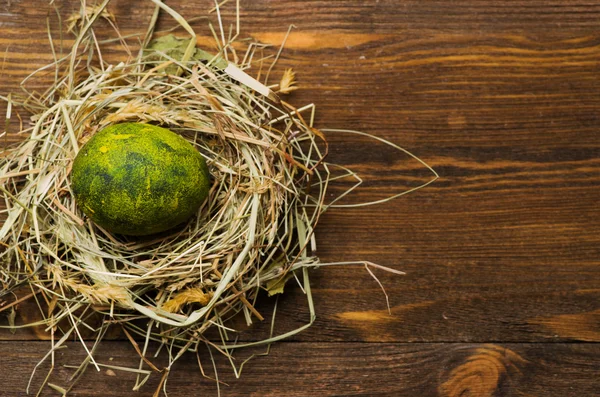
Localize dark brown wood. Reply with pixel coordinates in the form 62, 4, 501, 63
1, 0, 599, 395
0, 341, 598, 397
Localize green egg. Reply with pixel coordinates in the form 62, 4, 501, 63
71, 122, 210, 236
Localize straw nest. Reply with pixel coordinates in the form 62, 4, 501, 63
0, 0, 437, 393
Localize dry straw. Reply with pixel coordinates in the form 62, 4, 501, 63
0, 0, 437, 395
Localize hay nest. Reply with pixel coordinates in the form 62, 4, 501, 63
0, 0, 437, 393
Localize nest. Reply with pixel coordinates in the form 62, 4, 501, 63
0, 1, 437, 394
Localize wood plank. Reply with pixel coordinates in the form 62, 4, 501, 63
3, 266, 600, 343
0, 341, 598, 396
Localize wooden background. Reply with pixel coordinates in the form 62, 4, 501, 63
1, 0, 599, 396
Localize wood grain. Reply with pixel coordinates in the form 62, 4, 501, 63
1, 0, 599, 395
0, 341, 598, 397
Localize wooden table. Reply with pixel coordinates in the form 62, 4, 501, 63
1, 1, 599, 396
